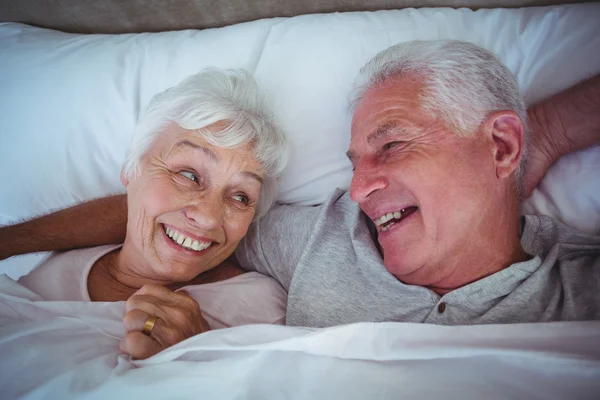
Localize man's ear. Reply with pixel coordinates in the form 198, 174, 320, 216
120, 169, 129, 188
481, 110, 525, 180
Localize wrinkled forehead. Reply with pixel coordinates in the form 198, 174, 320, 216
149, 123, 262, 170
350, 78, 426, 142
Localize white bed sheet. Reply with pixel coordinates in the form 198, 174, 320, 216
1, 275, 598, 399
1, 4, 600, 398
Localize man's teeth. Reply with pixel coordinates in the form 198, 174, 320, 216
380, 222, 395, 232
164, 226, 212, 252
375, 209, 406, 228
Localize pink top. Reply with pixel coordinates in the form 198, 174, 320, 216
18, 245, 287, 329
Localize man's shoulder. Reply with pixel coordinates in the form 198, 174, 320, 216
270, 188, 356, 211
264, 188, 362, 227
235, 188, 371, 290
522, 214, 600, 259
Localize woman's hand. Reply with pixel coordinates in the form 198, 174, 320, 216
120, 284, 210, 360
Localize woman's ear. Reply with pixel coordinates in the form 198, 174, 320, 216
481, 110, 525, 180
120, 169, 129, 188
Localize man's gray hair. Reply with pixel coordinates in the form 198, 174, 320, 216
122, 68, 288, 220
350, 40, 528, 199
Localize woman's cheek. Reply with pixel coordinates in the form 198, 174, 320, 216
140, 178, 181, 217
225, 211, 255, 242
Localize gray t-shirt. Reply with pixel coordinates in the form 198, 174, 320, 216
236, 189, 600, 327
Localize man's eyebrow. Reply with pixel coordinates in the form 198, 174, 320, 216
346, 122, 405, 163
346, 150, 356, 163
174, 140, 218, 163
239, 171, 264, 184
367, 122, 403, 145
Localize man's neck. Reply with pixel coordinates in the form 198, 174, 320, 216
426, 238, 529, 296
431, 201, 529, 295
394, 195, 530, 296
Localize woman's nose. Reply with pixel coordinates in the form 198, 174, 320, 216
182, 200, 223, 231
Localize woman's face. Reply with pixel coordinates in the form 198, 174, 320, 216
122, 123, 264, 283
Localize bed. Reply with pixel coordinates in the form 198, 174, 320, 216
1, 1, 599, 398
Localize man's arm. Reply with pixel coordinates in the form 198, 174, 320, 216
0, 195, 127, 261
1, 75, 598, 261
524, 74, 600, 197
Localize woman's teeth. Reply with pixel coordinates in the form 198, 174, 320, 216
164, 226, 211, 252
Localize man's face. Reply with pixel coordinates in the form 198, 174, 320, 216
347, 79, 500, 286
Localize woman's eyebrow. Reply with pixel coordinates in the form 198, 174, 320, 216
175, 140, 263, 184
175, 140, 218, 163
239, 171, 264, 184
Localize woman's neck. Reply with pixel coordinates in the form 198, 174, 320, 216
88, 246, 246, 301
88, 249, 138, 301
88, 245, 170, 301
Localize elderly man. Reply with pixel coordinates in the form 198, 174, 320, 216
2, 40, 600, 328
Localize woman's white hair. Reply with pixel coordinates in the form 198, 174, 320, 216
350, 40, 528, 199
122, 68, 288, 220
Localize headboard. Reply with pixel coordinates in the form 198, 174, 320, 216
0, 0, 586, 33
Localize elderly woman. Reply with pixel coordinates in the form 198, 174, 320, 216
16, 68, 288, 359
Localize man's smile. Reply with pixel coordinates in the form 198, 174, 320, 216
374, 206, 419, 232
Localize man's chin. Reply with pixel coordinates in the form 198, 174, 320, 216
383, 256, 423, 282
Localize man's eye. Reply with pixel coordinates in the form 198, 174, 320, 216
232, 194, 249, 205
179, 171, 198, 183
383, 141, 401, 151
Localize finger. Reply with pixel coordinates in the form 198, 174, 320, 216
127, 285, 200, 313
126, 294, 197, 331
125, 293, 164, 315
123, 308, 166, 334
135, 284, 184, 303
124, 286, 207, 348
138, 284, 201, 311
123, 306, 195, 348
148, 322, 190, 349
122, 311, 181, 346
127, 291, 202, 322
120, 331, 163, 360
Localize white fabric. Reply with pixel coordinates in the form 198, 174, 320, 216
0, 275, 598, 399
1, 4, 600, 278
16, 245, 286, 328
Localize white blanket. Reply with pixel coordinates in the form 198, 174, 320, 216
0, 275, 598, 399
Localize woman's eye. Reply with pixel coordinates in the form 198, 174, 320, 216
179, 170, 198, 183
232, 194, 249, 205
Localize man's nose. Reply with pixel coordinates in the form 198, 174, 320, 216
349, 161, 388, 203
182, 196, 223, 231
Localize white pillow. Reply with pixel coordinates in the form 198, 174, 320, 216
1, 4, 599, 278
253, 6, 600, 211
0, 18, 281, 220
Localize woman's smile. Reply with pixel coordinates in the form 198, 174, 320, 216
162, 223, 214, 253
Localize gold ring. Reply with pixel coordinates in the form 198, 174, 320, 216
142, 315, 158, 336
